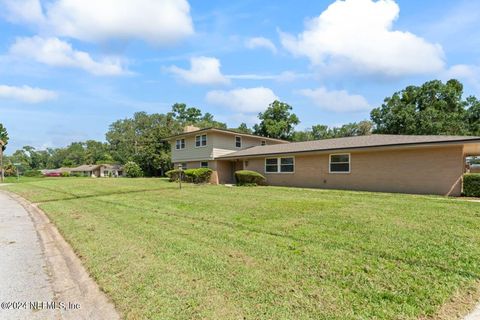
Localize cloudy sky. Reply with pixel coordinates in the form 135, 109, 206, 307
1, 0, 480, 153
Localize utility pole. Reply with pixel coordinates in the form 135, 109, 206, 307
178, 163, 183, 189
0, 140, 4, 183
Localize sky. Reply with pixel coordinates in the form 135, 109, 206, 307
1, 0, 480, 154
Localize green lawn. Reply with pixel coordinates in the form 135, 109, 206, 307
5, 178, 480, 319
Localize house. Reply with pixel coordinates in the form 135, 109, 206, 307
165, 127, 480, 196
69, 164, 124, 177
167, 127, 288, 183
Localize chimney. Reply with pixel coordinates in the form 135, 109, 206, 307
184, 125, 200, 133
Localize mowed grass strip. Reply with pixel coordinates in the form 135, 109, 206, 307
5, 178, 480, 319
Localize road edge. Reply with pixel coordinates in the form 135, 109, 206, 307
1, 190, 120, 320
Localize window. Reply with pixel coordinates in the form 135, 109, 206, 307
329, 154, 350, 173
196, 134, 207, 147
175, 138, 185, 150
200, 161, 208, 168
235, 136, 242, 148
261, 140, 266, 146
265, 157, 294, 173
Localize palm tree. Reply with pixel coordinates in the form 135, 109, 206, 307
0, 123, 9, 183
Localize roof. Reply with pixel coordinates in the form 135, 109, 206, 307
70, 164, 101, 172
163, 127, 289, 143
217, 134, 480, 159
70, 164, 123, 172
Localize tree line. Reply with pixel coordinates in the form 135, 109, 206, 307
2, 79, 480, 177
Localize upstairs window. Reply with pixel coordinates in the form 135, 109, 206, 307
329, 154, 350, 173
235, 136, 242, 148
175, 139, 185, 150
196, 134, 207, 147
265, 157, 295, 173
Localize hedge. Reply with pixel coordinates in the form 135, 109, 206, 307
166, 168, 213, 184
23, 170, 42, 177
234, 170, 266, 186
464, 174, 480, 197
124, 161, 143, 178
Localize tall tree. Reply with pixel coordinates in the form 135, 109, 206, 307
235, 123, 252, 134
292, 121, 373, 142
0, 123, 8, 182
253, 100, 300, 140
370, 79, 469, 135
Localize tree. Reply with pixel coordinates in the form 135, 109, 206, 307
292, 121, 373, 142
253, 100, 300, 140
235, 123, 252, 134
124, 161, 143, 178
0, 123, 8, 182
370, 79, 470, 135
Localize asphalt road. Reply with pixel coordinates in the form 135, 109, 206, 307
0, 191, 58, 319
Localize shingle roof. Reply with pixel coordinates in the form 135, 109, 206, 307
70, 164, 101, 172
217, 134, 480, 159
163, 127, 289, 143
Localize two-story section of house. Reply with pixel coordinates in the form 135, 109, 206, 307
165, 126, 289, 183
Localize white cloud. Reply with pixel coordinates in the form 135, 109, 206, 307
9, 36, 127, 76
245, 37, 277, 54
2, 0, 194, 45
280, 0, 445, 76
1, 0, 45, 24
0, 85, 57, 103
206, 87, 278, 113
443, 64, 480, 91
298, 87, 370, 112
167, 56, 230, 85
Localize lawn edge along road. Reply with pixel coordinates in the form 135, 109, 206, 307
1, 190, 120, 320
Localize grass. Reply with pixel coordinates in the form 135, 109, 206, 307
4, 178, 480, 319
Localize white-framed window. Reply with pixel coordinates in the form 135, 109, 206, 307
261, 140, 266, 146
200, 161, 208, 168
195, 134, 207, 147
265, 157, 295, 173
179, 162, 187, 169
329, 153, 350, 173
175, 138, 185, 150
235, 136, 242, 148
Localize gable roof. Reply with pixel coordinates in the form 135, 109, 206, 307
70, 164, 101, 172
217, 134, 480, 159
163, 127, 289, 143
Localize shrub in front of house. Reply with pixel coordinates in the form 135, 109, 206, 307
463, 174, 480, 197
23, 169, 42, 177
166, 168, 213, 184
124, 161, 143, 178
166, 169, 181, 182
184, 168, 213, 184
61, 172, 70, 177
234, 170, 266, 186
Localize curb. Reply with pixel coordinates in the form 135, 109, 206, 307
2, 191, 120, 320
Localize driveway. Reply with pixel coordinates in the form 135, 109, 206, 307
0, 191, 119, 320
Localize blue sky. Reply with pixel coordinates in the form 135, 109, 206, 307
1, 0, 480, 154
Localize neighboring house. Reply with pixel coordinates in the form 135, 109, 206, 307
470, 164, 480, 173
69, 164, 124, 177
165, 127, 480, 196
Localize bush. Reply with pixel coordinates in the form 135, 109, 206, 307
23, 169, 42, 177
124, 161, 143, 178
61, 172, 70, 177
184, 168, 213, 184
70, 172, 82, 177
166, 168, 213, 184
234, 170, 266, 186
464, 174, 480, 197
166, 169, 182, 182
